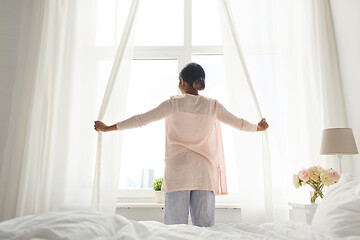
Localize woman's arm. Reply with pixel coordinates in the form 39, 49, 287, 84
94, 99, 172, 132
216, 103, 268, 132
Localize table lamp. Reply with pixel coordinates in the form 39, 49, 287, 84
320, 128, 358, 173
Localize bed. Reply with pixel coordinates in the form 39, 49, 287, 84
1, 174, 359, 240
0, 211, 345, 240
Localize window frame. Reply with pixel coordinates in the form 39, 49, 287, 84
116, 0, 228, 202
92, 0, 276, 203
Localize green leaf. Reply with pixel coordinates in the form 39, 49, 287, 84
152, 177, 163, 191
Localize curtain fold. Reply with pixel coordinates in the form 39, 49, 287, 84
312, 0, 348, 128
0, 0, 46, 221
16, 0, 70, 216
0, 0, 74, 219
277, 0, 348, 172
91, 0, 139, 212
0, 0, 137, 221
218, 0, 274, 223
219, 0, 348, 223
0, 0, 99, 221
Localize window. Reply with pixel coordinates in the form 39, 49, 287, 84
93, 0, 277, 203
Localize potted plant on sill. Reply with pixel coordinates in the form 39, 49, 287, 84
152, 177, 164, 204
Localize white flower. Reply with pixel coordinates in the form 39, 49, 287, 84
293, 174, 301, 188
320, 170, 334, 186
308, 166, 321, 182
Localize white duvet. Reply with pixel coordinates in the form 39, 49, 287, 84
0, 211, 356, 240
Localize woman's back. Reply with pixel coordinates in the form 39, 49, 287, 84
166, 94, 218, 147
164, 93, 232, 195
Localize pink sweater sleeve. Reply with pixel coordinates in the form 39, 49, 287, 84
216, 103, 257, 132
116, 99, 172, 130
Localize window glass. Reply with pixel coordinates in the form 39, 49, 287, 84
96, 0, 132, 46
135, 0, 184, 46
119, 60, 178, 189
192, 0, 223, 46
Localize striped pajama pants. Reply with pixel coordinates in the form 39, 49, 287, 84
164, 190, 215, 227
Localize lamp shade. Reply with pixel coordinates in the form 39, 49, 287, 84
320, 128, 358, 155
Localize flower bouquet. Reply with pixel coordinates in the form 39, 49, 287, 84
293, 165, 340, 204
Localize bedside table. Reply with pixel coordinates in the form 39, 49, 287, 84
288, 202, 318, 224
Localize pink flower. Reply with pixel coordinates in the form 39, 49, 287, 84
298, 169, 309, 182
330, 170, 340, 183
320, 170, 333, 186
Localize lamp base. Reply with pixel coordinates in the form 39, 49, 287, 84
337, 154, 342, 174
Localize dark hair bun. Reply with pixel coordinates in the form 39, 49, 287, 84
179, 62, 206, 91
192, 78, 205, 90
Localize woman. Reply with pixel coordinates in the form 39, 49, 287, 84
94, 62, 269, 227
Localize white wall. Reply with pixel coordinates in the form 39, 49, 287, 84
330, 0, 360, 175
0, 0, 22, 160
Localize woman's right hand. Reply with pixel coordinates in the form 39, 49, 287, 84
257, 118, 269, 131
94, 121, 108, 132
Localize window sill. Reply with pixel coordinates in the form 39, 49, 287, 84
116, 202, 242, 223
116, 202, 241, 209
118, 189, 243, 205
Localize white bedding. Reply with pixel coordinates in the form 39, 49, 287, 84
0, 211, 357, 240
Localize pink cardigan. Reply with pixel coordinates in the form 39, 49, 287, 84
116, 94, 257, 195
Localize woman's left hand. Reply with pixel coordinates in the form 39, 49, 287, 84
94, 121, 108, 132
257, 118, 269, 131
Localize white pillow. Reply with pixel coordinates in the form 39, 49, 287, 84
311, 174, 360, 237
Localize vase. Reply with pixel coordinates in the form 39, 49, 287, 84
154, 191, 165, 204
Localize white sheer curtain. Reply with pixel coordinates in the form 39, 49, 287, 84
218, 0, 274, 223
92, 0, 138, 212
276, 0, 348, 200
219, 0, 347, 223
278, 0, 348, 169
0, 0, 81, 220
0, 0, 135, 221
